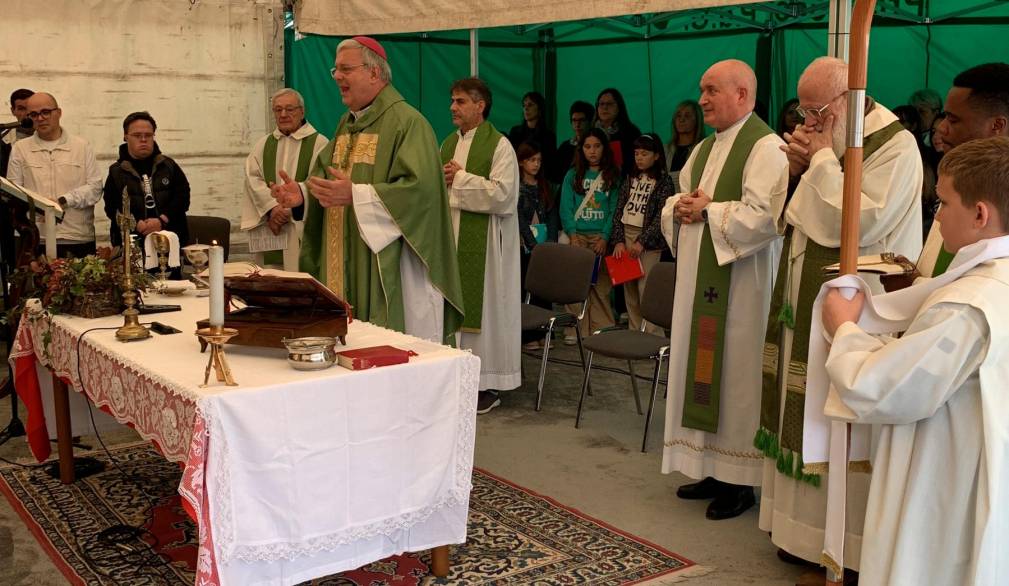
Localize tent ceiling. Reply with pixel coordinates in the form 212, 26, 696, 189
293, 0, 766, 36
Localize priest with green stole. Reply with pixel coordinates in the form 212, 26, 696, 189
272, 37, 464, 344
758, 57, 922, 574
242, 88, 328, 271
913, 63, 1009, 279
440, 78, 521, 415
659, 59, 788, 520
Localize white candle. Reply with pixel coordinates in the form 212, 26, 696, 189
209, 244, 225, 327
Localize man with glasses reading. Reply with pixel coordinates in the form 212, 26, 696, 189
242, 88, 328, 270
102, 111, 191, 277
758, 56, 922, 578
6, 92, 102, 259
272, 37, 464, 344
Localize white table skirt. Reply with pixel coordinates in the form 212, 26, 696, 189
15, 289, 480, 586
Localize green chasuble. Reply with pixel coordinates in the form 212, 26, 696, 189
439, 121, 502, 332
299, 85, 465, 343
755, 120, 905, 485
681, 114, 774, 433
261, 131, 317, 266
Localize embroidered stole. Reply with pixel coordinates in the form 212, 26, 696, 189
262, 132, 317, 266
681, 115, 774, 433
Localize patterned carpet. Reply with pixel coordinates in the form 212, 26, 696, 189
0, 443, 699, 585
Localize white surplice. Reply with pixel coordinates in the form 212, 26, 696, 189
242, 123, 329, 271
824, 254, 1009, 586
447, 129, 522, 391
660, 113, 788, 486
759, 104, 923, 566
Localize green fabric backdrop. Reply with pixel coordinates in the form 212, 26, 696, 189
287, 3, 1009, 146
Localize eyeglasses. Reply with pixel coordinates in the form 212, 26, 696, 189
597, 101, 617, 108
795, 92, 847, 122
330, 63, 368, 78
271, 106, 303, 115
127, 132, 154, 141
27, 108, 59, 120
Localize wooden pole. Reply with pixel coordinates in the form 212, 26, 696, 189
430, 545, 450, 577
51, 373, 75, 484
829, 2, 875, 583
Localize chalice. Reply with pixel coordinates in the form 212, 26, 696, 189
182, 243, 210, 295
152, 232, 171, 285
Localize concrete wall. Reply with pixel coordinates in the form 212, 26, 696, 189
1, 0, 285, 247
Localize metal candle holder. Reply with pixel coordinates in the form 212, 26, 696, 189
195, 325, 239, 387
115, 194, 150, 342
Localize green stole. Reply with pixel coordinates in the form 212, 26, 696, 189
261, 131, 318, 265
440, 121, 502, 332
755, 120, 906, 485
681, 114, 774, 433
933, 246, 955, 276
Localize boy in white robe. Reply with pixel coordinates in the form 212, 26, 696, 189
820, 136, 1009, 586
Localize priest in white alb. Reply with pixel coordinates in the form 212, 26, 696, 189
660, 59, 788, 520
820, 136, 1009, 586
242, 88, 328, 270
440, 78, 521, 415
756, 57, 923, 572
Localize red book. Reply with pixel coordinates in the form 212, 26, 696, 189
336, 345, 417, 370
604, 254, 645, 286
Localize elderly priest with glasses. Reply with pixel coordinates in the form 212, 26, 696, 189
6, 92, 102, 259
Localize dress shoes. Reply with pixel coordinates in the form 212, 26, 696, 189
676, 476, 721, 500
705, 485, 756, 520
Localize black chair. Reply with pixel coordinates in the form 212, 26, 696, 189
575, 262, 676, 452
521, 242, 598, 411
186, 215, 231, 261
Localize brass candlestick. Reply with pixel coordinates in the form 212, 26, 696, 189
116, 193, 150, 342
196, 325, 239, 387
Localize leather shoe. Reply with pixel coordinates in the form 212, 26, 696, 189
676, 476, 721, 500
705, 486, 756, 520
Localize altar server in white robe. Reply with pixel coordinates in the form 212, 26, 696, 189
820, 136, 1009, 586
758, 57, 923, 569
440, 78, 521, 414
242, 88, 328, 270
660, 59, 788, 520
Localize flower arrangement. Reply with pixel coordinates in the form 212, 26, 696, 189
18, 246, 152, 319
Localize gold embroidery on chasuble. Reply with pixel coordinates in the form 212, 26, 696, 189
324, 133, 380, 297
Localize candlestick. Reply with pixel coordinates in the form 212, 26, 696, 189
209, 244, 224, 327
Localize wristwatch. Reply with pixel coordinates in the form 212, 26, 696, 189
701, 208, 709, 223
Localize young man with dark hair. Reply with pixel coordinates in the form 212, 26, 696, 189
820, 135, 1009, 586
102, 110, 191, 276
1, 88, 33, 177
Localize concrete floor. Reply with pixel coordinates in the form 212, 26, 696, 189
0, 345, 804, 585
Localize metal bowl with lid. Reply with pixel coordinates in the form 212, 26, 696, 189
281, 336, 338, 370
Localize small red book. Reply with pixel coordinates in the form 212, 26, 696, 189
336, 345, 418, 370
604, 254, 645, 286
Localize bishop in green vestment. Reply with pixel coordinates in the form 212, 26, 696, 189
274, 37, 464, 343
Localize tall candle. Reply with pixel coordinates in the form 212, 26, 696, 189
209, 244, 224, 327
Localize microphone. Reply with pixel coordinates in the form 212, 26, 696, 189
0, 118, 32, 130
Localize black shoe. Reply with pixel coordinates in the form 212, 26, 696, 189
476, 391, 501, 414
676, 476, 721, 500
777, 547, 818, 568
705, 485, 756, 520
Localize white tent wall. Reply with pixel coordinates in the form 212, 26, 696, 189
294, 0, 764, 36
1, 0, 284, 247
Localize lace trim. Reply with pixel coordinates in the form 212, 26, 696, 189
209, 353, 480, 563
664, 437, 764, 460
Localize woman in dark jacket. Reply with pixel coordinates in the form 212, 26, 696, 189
593, 88, 641, 175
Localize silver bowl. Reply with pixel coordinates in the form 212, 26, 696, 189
282, 336, 338, 371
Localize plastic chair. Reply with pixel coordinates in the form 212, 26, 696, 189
521, 242, 598, 411
575, 262, 675, 452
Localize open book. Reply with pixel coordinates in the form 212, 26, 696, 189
822, 253, 916, 276
0, 176, 64, 220
197, 262, 313, 280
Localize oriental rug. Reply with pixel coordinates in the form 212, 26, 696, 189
0, 443, 703, 585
